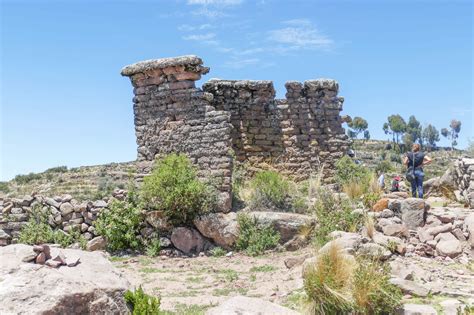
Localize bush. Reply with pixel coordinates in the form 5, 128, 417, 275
235, 213, 280, 256
335, 156, 370, 186
94, 200, 144, 252
375, 160, 394, 173
141, 154, 216, 226
45, 166, 68, 173
304, 243, 354, 314
303, 244, 402, 315
0, 182, 9, 193
311, 188, 362, 246
18, 206, 85, 247
145, 238, 161, 257
124, 286, 161, 315
352, 258, 402, 314
14, 172, 42, 184
247, 171, 290, 209
210, 247, 226, 257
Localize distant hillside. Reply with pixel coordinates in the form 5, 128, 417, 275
1, 139, 469, 199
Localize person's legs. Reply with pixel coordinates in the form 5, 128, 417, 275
415, 170, 424, 198
410, 178, 417, 198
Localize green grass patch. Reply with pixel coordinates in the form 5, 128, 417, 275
249, 265, 276, 273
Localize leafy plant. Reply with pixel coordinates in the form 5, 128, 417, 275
94, 200, 144, 252
0, 182, 10, 193
375, 160, 393, 174
14, 172, 42, 184
145, 238, 161, 257
210, 247, 226, 257
124, 286, 161, 315
235, 213, 280, 256
311, 188, 362, 246
335, 156, 371, 186
141, 154, 216, 226
247, 170, 290, 209
45, 166, 68, 173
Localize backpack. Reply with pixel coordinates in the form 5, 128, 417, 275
406, 153, 416, 182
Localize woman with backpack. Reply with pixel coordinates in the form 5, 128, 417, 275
403, 144, 432, 198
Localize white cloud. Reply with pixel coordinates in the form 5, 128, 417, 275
234, 47, 264, 55
269, 19, 334, 51
187, 0, 243, 6
182, 33, 216, 41
223, 58, 260, 69
178, 23, 213, 32
191, 8, 228, 18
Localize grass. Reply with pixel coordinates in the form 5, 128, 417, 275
109, 256, 129, 262
139, 267, 165, 274
219, 269, 239, 282
249, 265, 277, 273
186, 276, 205, 283
283, 289, 307, 312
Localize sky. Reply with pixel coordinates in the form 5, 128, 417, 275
0, 0, 472, 181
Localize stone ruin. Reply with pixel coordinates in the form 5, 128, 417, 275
121, 55, 350, 212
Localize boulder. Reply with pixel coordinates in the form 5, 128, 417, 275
0, 244, 130, 314
372, 198, 389, 212
193, 212, 238, 249
393, 198, 428, 229
357, 243, 391, 260
439, 299, 462, 315
436, 239, 463, 258
464, 213, 474, 248
145, 211, 172, 232
389, 278, 430, 297
170, 227, 210, 255
59, 202, 74, 216
247, 211, 316, 243
86, 236, 107, 251
382, 224, 408, 237
319, 231, 362, 254
399, 304, 437, 315
206, 296, 299, 315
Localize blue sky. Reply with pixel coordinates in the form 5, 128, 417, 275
1, 0, 472, 181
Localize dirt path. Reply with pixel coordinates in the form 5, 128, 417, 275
112, 248, 313, 313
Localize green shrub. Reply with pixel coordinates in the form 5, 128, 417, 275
352, 258, 402, 314
124, 286, 161, 315
18, 206, 84, 247
14, 172, 42, 184
94, 200, 144, 252
45, 166, 68, 173
145, 238, 161, 257
335, 156, 370, 186
141, 154, 216, 226
0, 182, 10, 193
375, 160, 394, 173
247, 170, 290, 209
210, 247, 226, 257
235, 213, 280, 256
311, 188, 362, 246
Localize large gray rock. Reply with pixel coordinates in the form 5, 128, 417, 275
193, 212, 238, 249
205, 296, 299, 315
0, 244, 130, 314
319, 231, 362, 255
389, 278, 430, 297
398, 304, 437, 315
171, 227, 210, 255
464, 213, 474, 248
86, 236, 107, 251
247, 211, 316, 243
436, 239, 463, 258
390, 198, 428, 229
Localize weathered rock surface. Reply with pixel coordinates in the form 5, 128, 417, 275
465, 213, 474, 248
193, 212, 238, 248
205, 296, 299, 315
398, 304, 437, 315
86, 236, 107, 251
0, 244, 130, 314
247, 211, 316, 243
171, 227, 211, 255
436, 239, 463, 258
389, 278, 430, 297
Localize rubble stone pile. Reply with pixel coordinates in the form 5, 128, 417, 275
22, 244, 80, 268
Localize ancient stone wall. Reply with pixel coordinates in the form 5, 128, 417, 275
121, 56, 233, 211
203, 78, 349, 180
121, 55, 349, 210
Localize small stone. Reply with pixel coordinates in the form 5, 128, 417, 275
66, 255, 81, 267
36, 252, 46, 265
92, 200, 107, 208
59, 203, 74, 216
53, 252, 67, 265
22, 252, 37, 262
45, 259, 62, 268
86, 236, 106, 251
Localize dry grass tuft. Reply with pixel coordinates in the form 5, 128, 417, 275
364, 215, 375, 239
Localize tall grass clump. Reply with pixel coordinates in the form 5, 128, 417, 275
235, 213, 280, 256
141, 153, 216, 226
303, 244, 402, 315
304, 243, 354, 314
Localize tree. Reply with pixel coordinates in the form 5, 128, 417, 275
383, 114, 407, 143
441, 119, 462, 150
347, 117, 368, 139
422, 124, 440, 149
347, 129, 357, 139
363, 130, 370, 141
406, 115, 422, 145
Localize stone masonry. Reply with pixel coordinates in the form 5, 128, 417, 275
121, 55, 349, 211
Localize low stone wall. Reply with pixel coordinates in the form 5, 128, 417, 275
453, 157, 474, 207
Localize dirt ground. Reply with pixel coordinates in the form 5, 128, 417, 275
112, 247, 313, 313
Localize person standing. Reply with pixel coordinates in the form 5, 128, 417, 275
403, 144, 432, 198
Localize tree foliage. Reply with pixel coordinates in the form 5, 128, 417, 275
441, 119, 462, 149
347, 117, 369, 139
383, 114, 406, 143
406, 115, 422, 145
422, 124, 440, 148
